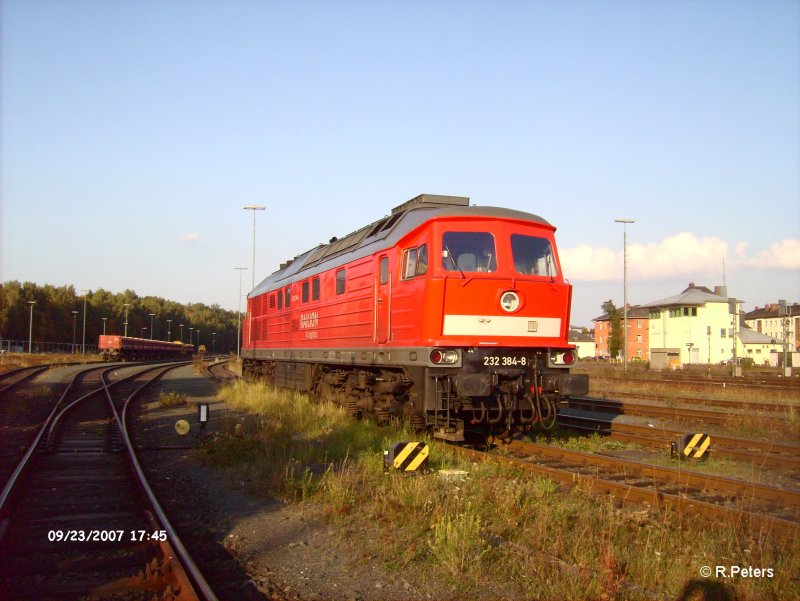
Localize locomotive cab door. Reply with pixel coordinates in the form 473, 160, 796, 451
376, 255, 391, 343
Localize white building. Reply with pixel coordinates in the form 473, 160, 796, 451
642, 283, 741, 365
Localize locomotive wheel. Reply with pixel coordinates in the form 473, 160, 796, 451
374, 407, 390, 425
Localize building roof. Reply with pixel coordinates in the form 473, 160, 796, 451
592, 305, 649, 322
640, 283, 731, 309
744, 303, 800, 320
738, 326, 781, 345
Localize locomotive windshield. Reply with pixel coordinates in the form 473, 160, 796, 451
511, 234, 558, 277
442, 232, 497, 273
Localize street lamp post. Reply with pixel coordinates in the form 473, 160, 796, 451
235, 267, 248, 357
179, 324, 184, 342
243, 205, 265, 291
189, 328, 194, 346
82, 290, 89, 355
28, 301, 36, 353
123, 303, 130, 337
72, 310, 79, 353
102, 317, 108, 335
212, 332, 216, 354
149, 313, 155, 340
167, 319, 172, 342
142, 327, 147, 338
614, 218, 635, 373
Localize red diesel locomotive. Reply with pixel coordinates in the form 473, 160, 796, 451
242, 194, 588, 440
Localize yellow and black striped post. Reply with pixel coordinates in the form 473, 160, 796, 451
675, 433, 711, 460
384, 441, 429, 472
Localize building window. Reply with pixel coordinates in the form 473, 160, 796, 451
336, 269, 346, 295
720, 328, 726, 338
312, 277, 320, 301
636, 334, 642, 342
637, 320, 642, 328
302, 281, 309, 303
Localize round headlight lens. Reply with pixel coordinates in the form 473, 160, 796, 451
500, 291, 520, 313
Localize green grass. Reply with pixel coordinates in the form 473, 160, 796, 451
202, 380, 800, 600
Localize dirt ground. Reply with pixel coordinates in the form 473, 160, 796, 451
136, 363, 461, 601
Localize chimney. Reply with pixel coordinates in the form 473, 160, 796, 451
714, 286, 727, 298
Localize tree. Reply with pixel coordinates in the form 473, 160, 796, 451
602, 300, 623, 360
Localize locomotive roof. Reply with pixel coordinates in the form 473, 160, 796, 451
249, 196, 553, 298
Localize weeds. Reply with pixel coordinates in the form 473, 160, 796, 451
203, 380, 799, 600
158, 391, 188, 407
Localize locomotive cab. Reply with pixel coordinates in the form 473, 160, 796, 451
390, 213, 588, 440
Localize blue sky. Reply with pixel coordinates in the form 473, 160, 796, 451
2, 0, 798, 328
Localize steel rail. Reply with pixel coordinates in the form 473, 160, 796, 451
556, 413, 800, 469
562, 396, 784, 425
454, 445, 800, 542
108, 365, 219, 601
0, 365, 51, 396
509, 440, 800, 508
588, 389, 798, 414
0, 364, 114, 514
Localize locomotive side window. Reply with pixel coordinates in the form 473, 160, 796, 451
442, 232, 496, 273
336, 269, 346, 295
511, 234, 558, 277
285, 287, 291, 307
269, 295, 276, 309
402, 244, 428, 279
379, 257, 389, 285
277, 291, 283, 310
302, 281, 309, 303
312, 277, 320, 300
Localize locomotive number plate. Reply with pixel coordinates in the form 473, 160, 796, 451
484, 355, 528, 367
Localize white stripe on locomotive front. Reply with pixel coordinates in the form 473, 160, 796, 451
442, 315, 561, 337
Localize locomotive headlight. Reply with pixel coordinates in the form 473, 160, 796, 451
500, 291, 520, 313
549, 349, 577, 367
430, 349, 459, 365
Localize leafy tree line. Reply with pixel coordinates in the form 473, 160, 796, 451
0, 281, 242, 353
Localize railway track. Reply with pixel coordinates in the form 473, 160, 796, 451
587, 389, 799, 414
459, 440, 800, 542
561, 395, 788, 426
0, 362, 217, 601
0, 365, 52, 396
556, 413, 800, 472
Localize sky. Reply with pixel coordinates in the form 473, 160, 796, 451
1, 0, 798, 328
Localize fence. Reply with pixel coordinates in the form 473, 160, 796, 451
0, 339, 98, 355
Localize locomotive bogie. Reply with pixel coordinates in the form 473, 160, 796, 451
241, 194, 589, 439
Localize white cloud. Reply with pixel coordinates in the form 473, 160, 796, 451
744, 239, 800, 270
559, 245, 616, 281
179, 233, 199, 241
561, 232, 728, 281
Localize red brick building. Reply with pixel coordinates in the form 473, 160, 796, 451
593, 305, 649, 361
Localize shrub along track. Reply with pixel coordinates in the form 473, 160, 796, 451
0, 361, 218, 601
